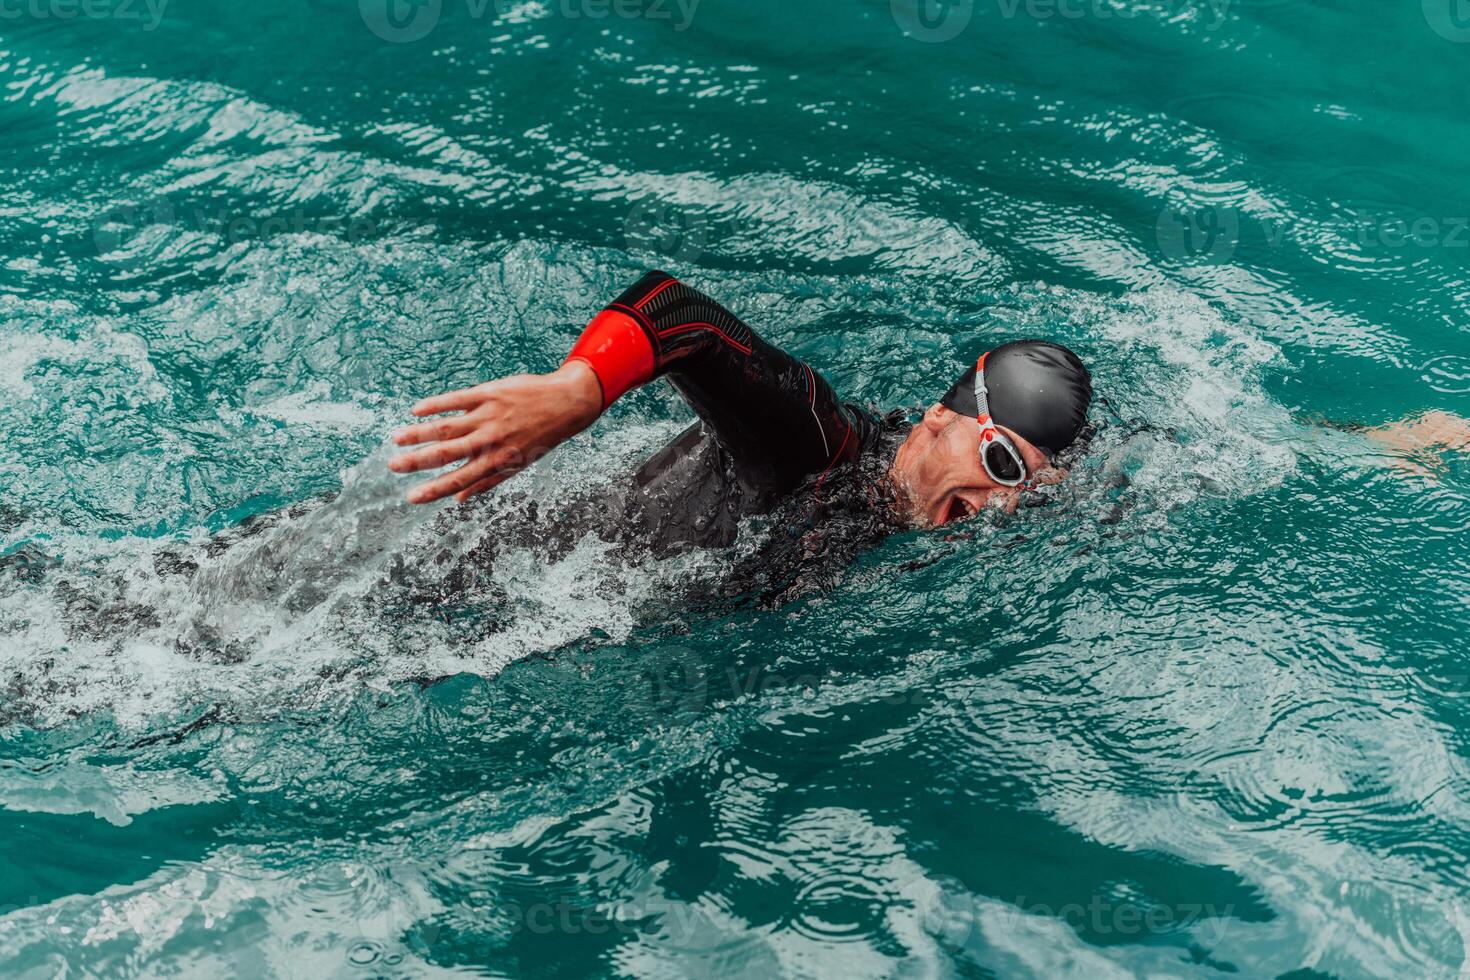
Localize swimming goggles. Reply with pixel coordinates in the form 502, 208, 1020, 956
971, 356, 1028, 486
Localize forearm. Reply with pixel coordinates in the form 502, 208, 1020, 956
563, 271, 763, 411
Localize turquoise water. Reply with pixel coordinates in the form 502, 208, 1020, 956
4, 0, 1470, 974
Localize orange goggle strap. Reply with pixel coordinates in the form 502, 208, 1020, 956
939, 351, 989, 418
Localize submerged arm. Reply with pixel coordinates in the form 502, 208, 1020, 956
1359, 409, 1470, 481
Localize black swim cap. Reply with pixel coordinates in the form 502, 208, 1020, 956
939, 340, 1093, 456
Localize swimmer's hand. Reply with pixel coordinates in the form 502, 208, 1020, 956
1361, 410, 1470, 481
388, 361, 603, 504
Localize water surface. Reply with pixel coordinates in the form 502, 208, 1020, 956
3, 0, 1470, 975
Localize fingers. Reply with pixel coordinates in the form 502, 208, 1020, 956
389, 428, 498, 474
455, 466, 519, 503
393, 415, 477, 447
411, 386, 488, 418
407, 450, 522, 505
407, 452, 499, 505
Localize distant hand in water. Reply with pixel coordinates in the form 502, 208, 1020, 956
1362, 410, 1470, 481
389, 361, 603, 504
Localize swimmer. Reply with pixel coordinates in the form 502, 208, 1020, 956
388, 271, 1094, 551
11, 271, 1470, 658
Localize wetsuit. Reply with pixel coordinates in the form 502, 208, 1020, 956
567, 271, 896, 552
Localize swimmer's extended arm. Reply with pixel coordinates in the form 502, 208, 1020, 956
390, 271, 860, 504
1359, 410, 1470, 481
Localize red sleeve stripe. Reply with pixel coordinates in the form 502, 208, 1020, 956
814, 421, 854, 498
565, 309, 656, 410
635, 277, 679, 310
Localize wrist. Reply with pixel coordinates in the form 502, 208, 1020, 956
555, 359, 604, 429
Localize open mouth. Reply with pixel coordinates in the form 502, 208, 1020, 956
940, 495, 976, 526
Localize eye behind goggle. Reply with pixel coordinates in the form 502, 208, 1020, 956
984, 440, 1024, 484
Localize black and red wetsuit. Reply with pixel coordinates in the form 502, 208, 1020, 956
565, 271, 896, 552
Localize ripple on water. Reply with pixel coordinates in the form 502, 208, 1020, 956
5, 3, 1470, 974
1421, 355, 1470, 395
1306, 166, 1446, 277
1165, 90, 1314, 156
787, 873, 891, 944
1401, 484, 1470, 537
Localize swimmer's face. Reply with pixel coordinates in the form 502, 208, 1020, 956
889, 403, 1053, 527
